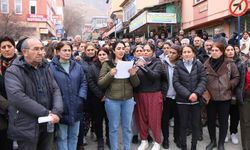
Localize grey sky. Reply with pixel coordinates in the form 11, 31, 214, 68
65, 0, 109, 22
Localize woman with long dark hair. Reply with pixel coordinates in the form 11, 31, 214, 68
224, 45, 242, 144
87, 48, 110, 150
98, 41, 140, 150
205, 42, 240, 150
135, 43, 164, 150
0, 36, 17, 150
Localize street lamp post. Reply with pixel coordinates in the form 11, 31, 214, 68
114, 18, 118, 39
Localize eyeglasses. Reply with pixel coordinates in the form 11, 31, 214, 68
28, 47, 44, 52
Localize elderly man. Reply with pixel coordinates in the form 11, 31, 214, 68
193, 36, 208, 63
212, 28, 227, 46
204, 39, 213, 56
5, 37, 63, 150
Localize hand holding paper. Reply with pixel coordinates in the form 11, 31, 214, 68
38, 116, 52, 123
128, 66, 138, 76
38, 113, 60, 124
114, 61, 134, 79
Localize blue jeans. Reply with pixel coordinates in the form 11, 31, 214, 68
105, 98, 135, 150
57, 121, 80, 150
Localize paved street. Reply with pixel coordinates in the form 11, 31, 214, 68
84, 126, 242, 150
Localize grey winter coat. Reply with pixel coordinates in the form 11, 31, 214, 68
4, 56, 63, 142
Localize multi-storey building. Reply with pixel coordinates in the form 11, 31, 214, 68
182, 0, 250, 37
0, 0, 64, 40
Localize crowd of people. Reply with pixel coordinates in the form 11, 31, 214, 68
0, 27, 250, 150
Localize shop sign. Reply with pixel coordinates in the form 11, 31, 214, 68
129, 11, 147, 32
39, 28, 49, 34
27, 14, 48, 22
147, 12, 176, 24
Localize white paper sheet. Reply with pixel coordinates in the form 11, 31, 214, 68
38, 116, 52, 123
115, 60, 134, 79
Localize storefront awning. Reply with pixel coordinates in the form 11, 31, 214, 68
129, 11, 177, 32
102, 20, 123, 38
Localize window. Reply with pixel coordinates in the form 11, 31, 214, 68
15, 0, 22, 14
124, 0, 136, 21
30, 0, 37, 14
1, 0, 9, 13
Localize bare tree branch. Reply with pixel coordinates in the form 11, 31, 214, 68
0, 11, 32, 39
63, 5, 86, 37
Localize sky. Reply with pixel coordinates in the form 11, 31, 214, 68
65, 0, 109, 23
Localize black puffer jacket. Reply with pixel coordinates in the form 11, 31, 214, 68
135, 57, 164, 93
5, 56, 63, 142
87, 61, 105, 100
173, 59, 207, 104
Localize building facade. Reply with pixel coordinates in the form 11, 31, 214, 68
181, 0, 250, 37
0, 0, 64, 40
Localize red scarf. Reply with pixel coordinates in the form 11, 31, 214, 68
245, 71, 250, 90
0, 55, 16, 75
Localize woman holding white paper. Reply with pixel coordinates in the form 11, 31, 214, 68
98, 41, 140, 150
135, 43, 164, 150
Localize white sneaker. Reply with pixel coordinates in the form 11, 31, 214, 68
231, 133, 239, 144
151, 142, 161, 150
13, 141, 18, 149
138, 140, 149, 150
83, 136, 87, 145
225, 135, 229, 142
170, 119, 174, 127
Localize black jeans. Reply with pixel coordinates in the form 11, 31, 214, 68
17, 125, 53, 150
207, 100, 231, 144
240, 99, 250, 150
177, 104, 200, 147
161, 98, 179, 141
229, 103, 240, 134
0, 129, 13, 150
93, 101, 109, 140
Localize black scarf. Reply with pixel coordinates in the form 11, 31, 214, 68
209, 55, 224, 72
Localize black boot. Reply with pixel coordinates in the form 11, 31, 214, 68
174, 138, 181, 148
191, 144, 197, 150
97, 139, 104, 150
106, 138, 110, 148
162, 138, 169, 149
132, 135, 139, 144
77, 145, 85, 150
181, 145, 187, 150
218, 142, 225, 150
147, 135, 153, 143
206, 139, 217, 150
